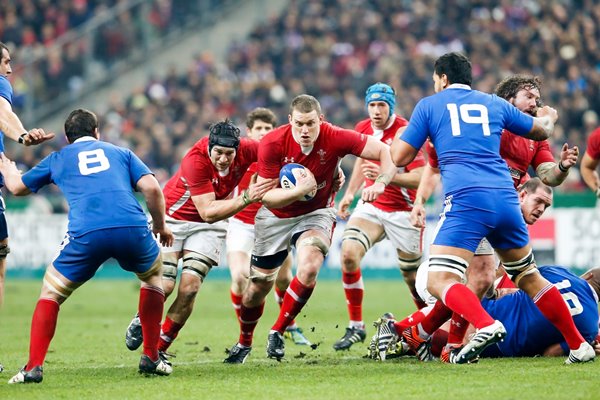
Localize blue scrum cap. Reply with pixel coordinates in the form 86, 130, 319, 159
365, 82, 396, 114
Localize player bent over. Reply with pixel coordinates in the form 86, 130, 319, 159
1, 109, 173, 383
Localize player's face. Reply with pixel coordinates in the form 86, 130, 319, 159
432, 73, 447, 93
210, 145, 236, 172
289, 109, 323, 147
0, 49, 12, 76
510, 87, 541, 116
247, 120, 273, 141
520, 187, 552, 225
368, 101, 390, 129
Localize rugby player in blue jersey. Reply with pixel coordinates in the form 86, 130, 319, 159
0, 109, 174, 383
388, 52, 593, 364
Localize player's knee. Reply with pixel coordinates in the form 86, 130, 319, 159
426, 255, 468, 296
297, 236, 330, 257
42, 268, 75, 302
161, 253, 180, 282
341, 227, 371, 255
181, 252, 215, 283
503, 250, 537, 286
249, 265, 279, 284
251, 250, 288, 270
398, 254, 422, 272
0, 243, 10, 260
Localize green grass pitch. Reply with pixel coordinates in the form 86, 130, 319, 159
0, 277, 597, 399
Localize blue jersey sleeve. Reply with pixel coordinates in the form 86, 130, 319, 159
400, 99, 430, 149
500, 97, 534, 137
127, 149, 153, 189
22, 155, 53, 192
0, 76, 13, 104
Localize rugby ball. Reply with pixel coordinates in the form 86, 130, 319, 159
279, 163, 316, 201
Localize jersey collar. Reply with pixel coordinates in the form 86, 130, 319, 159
447, 83, 471, 90
73, 136, 98, 143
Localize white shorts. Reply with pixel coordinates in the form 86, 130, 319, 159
350, 202, 423, 254
475, 237, 494, 255
226, 217, 255, 255
253, 206, 336, 257
162, 216, 227, 263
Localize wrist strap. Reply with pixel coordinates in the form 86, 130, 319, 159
558, 161, 568, 173
241, 190, 251, 206
18, 133, 27, 144
375, 174, 389, 186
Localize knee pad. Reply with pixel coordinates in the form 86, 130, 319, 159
398, 254, 422, 272
181, 252, 215, 282
428, 255, 468, 280
503, 250, 537, 285
0, 243, 10, 259
249, 265, 279, 283
136, 255, 163, 280
341, 227, 372, 252
161, 253, 180, 281
43, 268, 74, 299
252, 250, 288, 269
297, 236, 329, 256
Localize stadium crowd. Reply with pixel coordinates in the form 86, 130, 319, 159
4, 0, 600, 193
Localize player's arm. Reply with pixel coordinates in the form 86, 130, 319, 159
390, 165, 423, 189
410, 164, 440, 228
535, 143, 579, 187
0, 97, 54, 145
260, 172, 316, 209
192, 177, 277, 222
337, 157, 365, 219
358, 136, 396, 202
580, 151, 600, 197
523, 105, 558, 141
0, 153, 30, 195
136, 174, 173, 247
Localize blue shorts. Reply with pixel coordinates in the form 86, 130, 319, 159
53, 226, 160, 282
431, 188, 529, 252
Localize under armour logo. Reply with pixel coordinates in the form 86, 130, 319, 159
284, 156, 295, 163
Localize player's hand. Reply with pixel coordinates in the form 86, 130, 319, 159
337, 193, 354, 219
536, 105, 558, 123
410, 203, 426, 228
295, 168, 317, 199
153, 224, 174, 247
361, 161, 380, 181
23, 128, 55, 146
559, 143, 579, 170
361, 182, 384, 202
247, 178, 277, 202
332, 168, 346, 192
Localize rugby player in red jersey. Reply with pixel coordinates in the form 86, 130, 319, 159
224, 94, 397, 363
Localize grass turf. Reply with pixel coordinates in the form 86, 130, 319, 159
0, 278, 597, 399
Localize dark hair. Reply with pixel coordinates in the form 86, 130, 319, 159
519, 177, 552, 195
208, 118, 240, 152
0, 42, 9, 62
246, 107, 277, 129
495, 75, 542, 104
434, 52, 472, 86
289, 94, 322, 116
64, 108, 98, 143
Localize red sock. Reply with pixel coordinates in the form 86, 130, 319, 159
274, 286, 297, 327
271, 277, 314, 333
230, 290, 242, 320
395, 305, 431, 332
342, 269, 363, 323
26, 298, 60, 369
139, 285, 165, 360
410, 286, 428, 310
447, 312, 469, 346
443, 283, 494, 330
238, 302, 265, 347
158, 316, 184, 352
534, 284, 585, 350
430, 329, 449, 357
418, 300, 452, 335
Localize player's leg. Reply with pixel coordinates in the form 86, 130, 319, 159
159, 250, 216, 352
225, 218, 255, 320
496, 245, 594, 363
335, 215, 383, 350
277, 254, 311, 345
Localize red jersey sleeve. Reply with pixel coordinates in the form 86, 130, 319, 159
257, 128, 285, 180
586, 128, 600, 159
328, 124, 369, 157
530, 140, 556, 169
